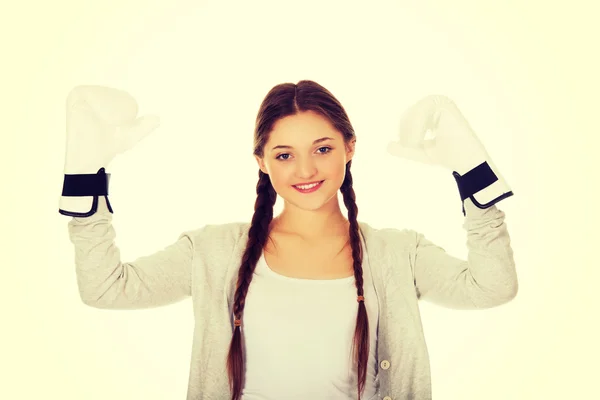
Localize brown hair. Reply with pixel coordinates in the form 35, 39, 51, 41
226, 80, 369, 399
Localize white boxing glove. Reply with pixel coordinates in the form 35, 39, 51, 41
387, 95, 513, 215
59, 85, 160, 217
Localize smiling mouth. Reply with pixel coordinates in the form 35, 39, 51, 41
292, 180, 324, 192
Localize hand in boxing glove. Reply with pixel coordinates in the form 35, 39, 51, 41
387, 95, 513, 216
59, 85, 160, 217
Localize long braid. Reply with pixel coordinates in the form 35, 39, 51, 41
227, 170, 277, 400
340, 160, 370, 399
226, 79, 366, 398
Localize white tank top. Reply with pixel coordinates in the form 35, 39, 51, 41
241, 248, 380, 399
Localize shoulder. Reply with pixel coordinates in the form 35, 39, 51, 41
179, 221, 251, 249
358, 221, 418, 252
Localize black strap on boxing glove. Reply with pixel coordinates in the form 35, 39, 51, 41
452, 161, 514, 216
59, 167, 113, 217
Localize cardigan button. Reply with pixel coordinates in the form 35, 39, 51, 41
383, 397, 392, 400
380, 360, 390, 370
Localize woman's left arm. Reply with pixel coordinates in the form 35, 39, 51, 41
388, 95, 518, 308
409, 199, 518, 309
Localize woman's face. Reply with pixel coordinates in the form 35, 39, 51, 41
255, 110, 355, 212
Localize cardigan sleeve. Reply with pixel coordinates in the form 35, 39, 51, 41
66, 196, 199, 310
410, 198, 518, 309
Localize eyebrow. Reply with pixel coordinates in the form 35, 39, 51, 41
271, 137, 334, 151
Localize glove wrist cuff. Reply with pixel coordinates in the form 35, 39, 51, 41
453, 161, 513, 216
61, 167, 110, 197
58, 168, 113, 217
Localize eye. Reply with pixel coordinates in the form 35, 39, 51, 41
276, 147, 331, 161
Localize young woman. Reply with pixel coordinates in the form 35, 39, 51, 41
60, 80, 518, 400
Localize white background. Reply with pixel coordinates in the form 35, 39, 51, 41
3, 0, 598, 399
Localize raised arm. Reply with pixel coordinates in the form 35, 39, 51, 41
409, 198, 518, 309
387, 95, 518, 308
59, 85, 195, 309
67, 197, 196, 309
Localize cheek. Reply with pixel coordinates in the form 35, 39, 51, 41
320, 155, 347, 180
265, 162, 292, 187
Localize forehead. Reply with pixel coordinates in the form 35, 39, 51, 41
268, 111, 342, 144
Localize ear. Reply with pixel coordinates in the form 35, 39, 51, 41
254, 155, 268, 174
346, 138, 356, 162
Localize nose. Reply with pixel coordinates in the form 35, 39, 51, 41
296, 156, 318, 179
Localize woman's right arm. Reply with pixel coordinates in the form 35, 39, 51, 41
59, 86, 196, 310
68, 196, 197, 310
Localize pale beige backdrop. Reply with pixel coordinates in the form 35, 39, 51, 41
2, 0, 598, 399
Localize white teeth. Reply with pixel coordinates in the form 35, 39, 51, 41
295, 181, 320, 190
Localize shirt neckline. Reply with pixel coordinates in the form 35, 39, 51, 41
258, 251, 356, 284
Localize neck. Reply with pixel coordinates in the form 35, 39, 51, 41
273, 199, 350, 240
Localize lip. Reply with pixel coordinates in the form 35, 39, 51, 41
293, 180, 322, 186
292, 180, 324, 193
